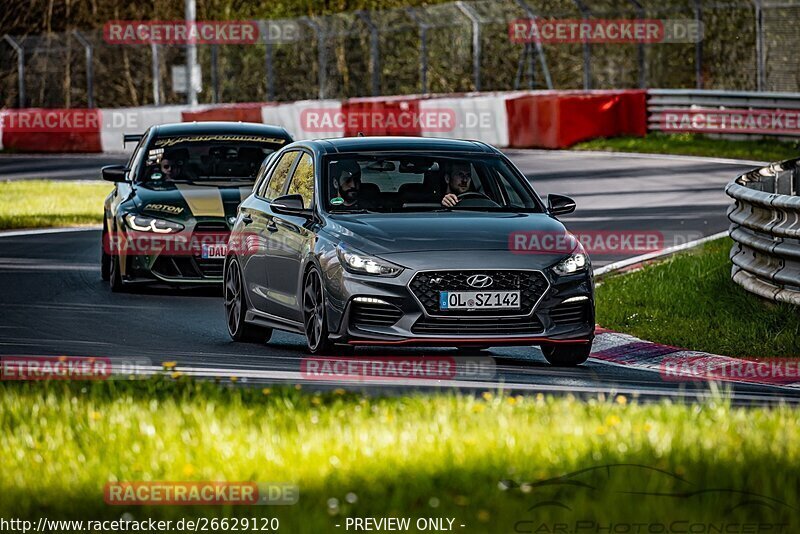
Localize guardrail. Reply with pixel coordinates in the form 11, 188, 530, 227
648, 89, 800, 138
726, 158, 800, 305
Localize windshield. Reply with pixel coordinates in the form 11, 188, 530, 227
137, 134, 289, 184
323, 153, 544, 213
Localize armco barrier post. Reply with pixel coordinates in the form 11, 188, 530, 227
726, 158, 800, 305
2, 35, 25, 107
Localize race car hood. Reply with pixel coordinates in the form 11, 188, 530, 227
325, 211, 577, 260
132, 181, 254, 222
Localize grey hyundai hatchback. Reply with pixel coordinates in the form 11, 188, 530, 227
223, 137, 595, 366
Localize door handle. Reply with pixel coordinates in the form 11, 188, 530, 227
241, 214, 253, 225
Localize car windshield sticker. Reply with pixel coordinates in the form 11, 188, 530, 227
330, 197, 345, 206
154, 135, 288, 148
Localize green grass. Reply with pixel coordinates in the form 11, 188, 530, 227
597, 237, 800, 357
0, 180, 110, 230
1, 378, 799, 531
574, 133, 799, 162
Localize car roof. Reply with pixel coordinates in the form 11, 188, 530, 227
152, 121, 293, 140
304, 136, 500, 155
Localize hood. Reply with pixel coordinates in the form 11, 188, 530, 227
132, 181, 253, 222
323, 211, 576, 256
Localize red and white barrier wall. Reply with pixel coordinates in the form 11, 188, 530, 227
0, 90, 647, 153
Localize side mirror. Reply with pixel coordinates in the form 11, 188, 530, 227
547, 194, 576, 216
102, 165, 129, 183
272, 194, 311, 217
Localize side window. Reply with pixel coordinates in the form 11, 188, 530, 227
286, 153, 315, 208
260, 151, 299, 200
128, 134, 149, 180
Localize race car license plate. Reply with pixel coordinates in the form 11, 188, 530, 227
439, 290, 520, 310
201, 243, 227, 259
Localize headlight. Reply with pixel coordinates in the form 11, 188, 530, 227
124, 213, 184, 234
337, 244, 403, 277
552, 252, 589, 276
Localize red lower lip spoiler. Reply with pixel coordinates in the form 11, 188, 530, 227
348, 337, 592, 346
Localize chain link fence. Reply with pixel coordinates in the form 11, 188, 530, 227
1, 0, 798, 109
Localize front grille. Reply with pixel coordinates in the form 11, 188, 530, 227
351, 301, 403, 328
151, 256, 223, 280
409, 270, 549, 316
550, 300, 590, 326
190, 222, 229, 279
412, 315, 544, 335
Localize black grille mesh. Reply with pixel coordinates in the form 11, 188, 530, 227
409, 270, 549, 316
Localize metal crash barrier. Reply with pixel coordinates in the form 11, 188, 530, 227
726, 158, 800, 305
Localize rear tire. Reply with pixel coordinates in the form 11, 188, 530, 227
225, 257, 272, 343
541, 342, 592, 367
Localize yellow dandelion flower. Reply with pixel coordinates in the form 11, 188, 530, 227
333, 388, 346, 396
230, 376, 238, 383
262, 388, 271, 395
162, 361, 177, 370
90, 411, 101, 421
506, 397, 517, 406
605, 415, 621, 427
182, 464, 195, 477
171, 371, 183, 379
481, 392, 493, 401
615, 395, 627, 405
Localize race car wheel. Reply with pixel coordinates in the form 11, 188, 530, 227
225, 257, 272, 343
101, 249, 111, 282
109, 253, 124, 292
101, 224, 111, 282
541, 342, 592, 367
303, 266, 334, 355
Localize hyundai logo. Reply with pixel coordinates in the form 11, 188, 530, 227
466, 274, 493, 288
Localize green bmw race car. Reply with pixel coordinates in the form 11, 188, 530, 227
101, 121, 293, 291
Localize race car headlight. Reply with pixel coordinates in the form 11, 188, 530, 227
552, 252, 589, 276
337, 244, 403, 277
124, 213, 184, 234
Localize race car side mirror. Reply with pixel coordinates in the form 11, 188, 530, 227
102, 165, 130, 183
272, 194, 311, 218
547, 194, 576, 216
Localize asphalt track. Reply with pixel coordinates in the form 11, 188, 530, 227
2, 150, 792, 403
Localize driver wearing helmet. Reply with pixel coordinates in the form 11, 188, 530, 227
440, 161, 473, 208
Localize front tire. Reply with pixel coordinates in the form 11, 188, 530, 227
109, 253, 124, 292
541, 342, 592, 367
303, 266, 334, 355
225, 257, 272, 343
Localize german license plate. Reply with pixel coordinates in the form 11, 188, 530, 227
201, 243, 227, 259
439, 291, 520, 310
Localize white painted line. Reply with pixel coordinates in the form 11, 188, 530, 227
0, 226, 101, 238
594, 230, 729, 277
